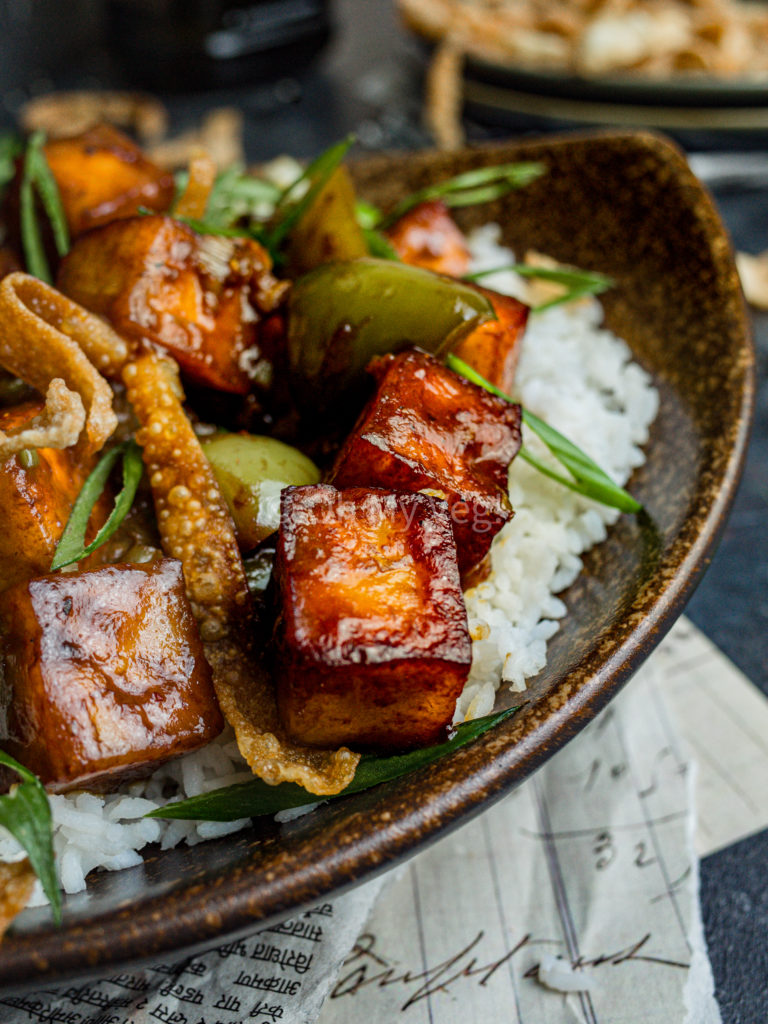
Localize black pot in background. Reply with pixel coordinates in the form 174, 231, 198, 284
106, 0, 333, 91
0, 1, 105, 106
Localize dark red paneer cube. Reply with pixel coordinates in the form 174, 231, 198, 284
0, 559, 223, 791
273, 484, 472, 750
329, 349, 522, 574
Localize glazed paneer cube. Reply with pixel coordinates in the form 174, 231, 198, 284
330, 350, 522, 574
0, 559, 223, 791
57, 214, 286, 393
0, 400, 104, 593
273, 484, 472, 750
385, 199, 471, 278
452, 285, 529, 395
43, 122, 175, 237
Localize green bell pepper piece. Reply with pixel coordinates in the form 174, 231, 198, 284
286, 258, 495, 415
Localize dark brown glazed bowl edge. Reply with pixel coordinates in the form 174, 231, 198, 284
0, 129, 754, 991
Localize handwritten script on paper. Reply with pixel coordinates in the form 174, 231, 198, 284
320, 630, 723, 1024
330, 928, 690, 1012
3, 617, 756, 1024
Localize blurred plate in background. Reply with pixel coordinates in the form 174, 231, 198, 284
463, 73, 768, 133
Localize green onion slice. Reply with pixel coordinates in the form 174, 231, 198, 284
0, 134, 21, 189
174, 216, 266, 241
20, 159, 51, 284
203, 164, 282, 225
376, 161, 546, 231
26, 133, 69, 258
466, 262, 614, 311
148, 706, 519, 822
51, 441, 144, 571
265, 135, 355, 254
19, 131, 70, 283
0, 751, 60, 925
362, 227, 399, 260
446, 354, 641, 513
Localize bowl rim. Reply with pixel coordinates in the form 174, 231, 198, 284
0, 127, 755, 991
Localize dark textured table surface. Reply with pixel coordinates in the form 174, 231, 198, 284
3, 1, 767, 1019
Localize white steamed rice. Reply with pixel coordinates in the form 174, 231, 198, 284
0, 223, 659, 903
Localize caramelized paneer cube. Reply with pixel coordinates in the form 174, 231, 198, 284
0, 400, 104, 593
0, 559, 223, 791
43, 122, 175, 237
58, 215, 288, 393
330, 350, 522, 574
452, 285, 529, 394
384, 199, 471, 278
273, 484, 471, 750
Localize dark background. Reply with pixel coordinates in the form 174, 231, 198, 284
1, 0, 766, 1019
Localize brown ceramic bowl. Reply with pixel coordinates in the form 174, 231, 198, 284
0, 130, 754, 990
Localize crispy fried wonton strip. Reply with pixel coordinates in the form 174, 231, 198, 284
21, 90, 169, 144
0, 859, 36, 941
147, 108, 244, 171
0, 378, 85, 461
123, 352, 360, 795
0, 273, 121, 457
175, 154, 218, 220
426, 39, 466, 151
1, 273, 129, 378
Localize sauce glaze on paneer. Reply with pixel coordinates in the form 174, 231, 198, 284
42, 123, 175, 238
57, 215, 288, 393
273, 484, 472, 750
330, 349, 522, 575
0, 559, 223, 792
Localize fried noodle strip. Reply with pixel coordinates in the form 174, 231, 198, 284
0, 378, 85, 460
0, 273, 121, 457
146, 108, 244, 171
426, 39, 466, 151
20, 90, 169, 144
123, 352, 359, 795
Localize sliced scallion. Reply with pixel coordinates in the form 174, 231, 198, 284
19, 131, 70, 283
51, 441, 144, 571
375, 161, 546, 231
466, 262, 614, 311
446, 353, 641, 513
148, 705, 519, 822
265, 135, 355, 254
